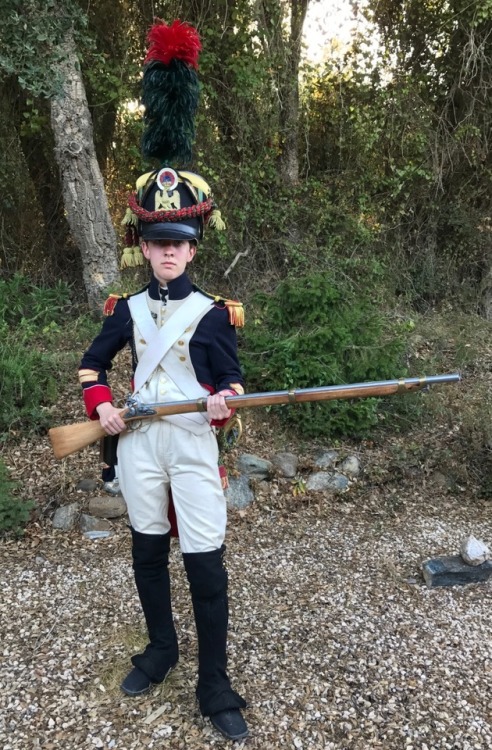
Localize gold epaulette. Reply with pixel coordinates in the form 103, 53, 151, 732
103, 293, 129, 316
197, 287, 245, 327
103, 284, 149, 316
215, 296, 245, 328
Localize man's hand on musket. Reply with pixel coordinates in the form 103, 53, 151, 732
207, 391, 232, 421
96, 402, 127, 435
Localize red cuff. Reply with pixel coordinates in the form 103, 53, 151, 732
83, 384, 113, 420
211, 408, 237, 428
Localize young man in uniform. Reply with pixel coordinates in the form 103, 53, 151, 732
78, 20, 248, 742
78, 167, 248, 741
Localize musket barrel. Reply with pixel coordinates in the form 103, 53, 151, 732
49, 373, 461, 459
221, 373, 460, 408
138, 373, 461, 415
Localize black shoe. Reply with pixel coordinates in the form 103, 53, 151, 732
210, 709, 249, 741
120, 666, 154, 697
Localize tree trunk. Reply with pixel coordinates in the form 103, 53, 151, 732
481, 246, 492, 320
50, 30, 120, 310
277, 0, 309, 188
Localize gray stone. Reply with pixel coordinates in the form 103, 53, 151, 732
52, 503, 80, 530
79, 514, 112, 532
430, 471, 453, 490
88, 495, 127, 519
84, 530, 112, 540
271, 452, 298, 478
236, 453, 274, 480
422, 555, 492, 588
76, 478, 99, 492
459, 535, 491, 566
305, 472, 349, 492
339, 455, 361, 477
225, 475, 255, 509
314, 450, 339, 469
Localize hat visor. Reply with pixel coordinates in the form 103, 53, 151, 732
140, 222, 199, 242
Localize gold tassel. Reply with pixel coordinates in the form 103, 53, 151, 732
208, 209, 226, 231
133, 246, 145, 266
121, 207, 138, 227
120, 247, 135, 269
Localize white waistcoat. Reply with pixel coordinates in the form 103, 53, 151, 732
128, 290, 214, 435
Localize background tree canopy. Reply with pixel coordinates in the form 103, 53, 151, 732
0, 0, 491, 431
1, 0, 491, 307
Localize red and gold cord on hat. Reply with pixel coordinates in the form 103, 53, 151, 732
128, 192, 213, 223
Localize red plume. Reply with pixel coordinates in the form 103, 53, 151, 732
144, 19, 201, 69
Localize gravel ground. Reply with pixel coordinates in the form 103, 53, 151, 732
1, 475, 491, 750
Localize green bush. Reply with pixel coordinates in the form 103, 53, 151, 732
0, 273, 73, 332
0, 273, 90, 435
0, 334, 60, 433
240, 272, 407, 437
0, 460, 34, 536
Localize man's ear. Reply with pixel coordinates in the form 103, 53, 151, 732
188, 243, 197, 261
141, 240, 150, 260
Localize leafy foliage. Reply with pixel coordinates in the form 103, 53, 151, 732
0, 0, 86, 98
0, 460, 34, 536
298, 0, 492, 312
0, 274, 88, 434
240, 271, 408, 437
0, 337, 60, 433
0, 273, 72, 330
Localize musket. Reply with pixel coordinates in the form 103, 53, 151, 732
48, 373, 461, 460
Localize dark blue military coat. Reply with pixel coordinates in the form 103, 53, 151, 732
79, 273, 244, 421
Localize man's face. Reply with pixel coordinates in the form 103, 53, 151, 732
141, 239, 196, 285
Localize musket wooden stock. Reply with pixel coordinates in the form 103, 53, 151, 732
48, 373, 461, 460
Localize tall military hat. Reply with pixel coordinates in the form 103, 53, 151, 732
121, 19, 225, 268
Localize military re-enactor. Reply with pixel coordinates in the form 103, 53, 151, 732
78, 164, 248, 741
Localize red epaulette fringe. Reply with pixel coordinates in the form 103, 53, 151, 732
103, 294, 122, 316
219, 464, 229, 490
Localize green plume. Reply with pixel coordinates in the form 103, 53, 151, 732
141, 59, 200, 165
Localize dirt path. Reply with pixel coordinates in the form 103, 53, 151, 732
1, 405, 491, 749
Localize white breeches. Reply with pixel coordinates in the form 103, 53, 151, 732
117, 419, 227, 553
